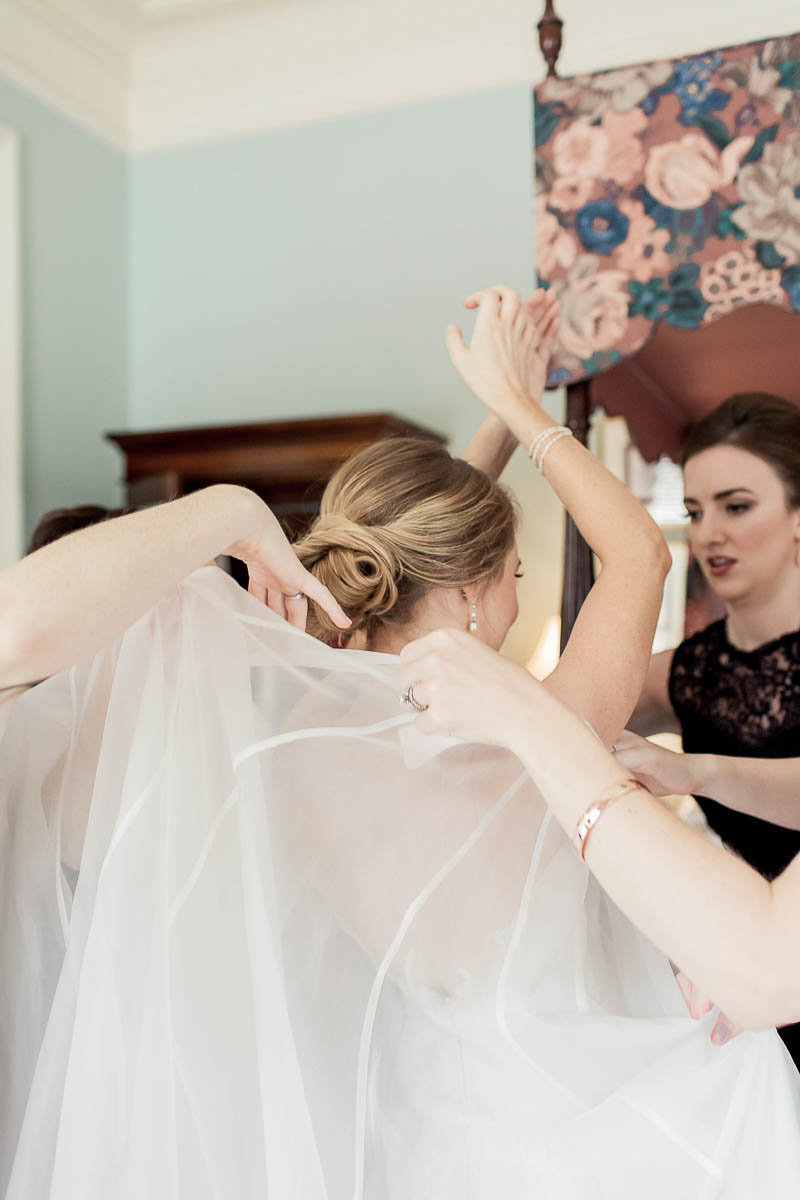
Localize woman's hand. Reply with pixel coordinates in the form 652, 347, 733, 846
227, 507, 351, 633
446, 286, 559, 425
613, 730, 694, 798
398, 628, 536, 746
675, 971, 740, 1046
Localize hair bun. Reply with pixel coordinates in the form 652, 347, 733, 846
293, 436, 516, 647
294, 514, 401, 639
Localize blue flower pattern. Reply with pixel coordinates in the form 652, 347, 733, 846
575, 201, 630, 253
670, 53, 727, 126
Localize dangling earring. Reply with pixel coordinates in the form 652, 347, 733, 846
468, 596, 478, 633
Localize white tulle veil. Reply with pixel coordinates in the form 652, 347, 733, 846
2, 568, 800, 1199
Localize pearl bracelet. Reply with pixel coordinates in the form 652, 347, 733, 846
527, 426, 559, 461
574, 778, 642, 862
528, 425, 573, 472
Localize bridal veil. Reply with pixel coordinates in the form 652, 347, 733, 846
2, 568, 799, 1198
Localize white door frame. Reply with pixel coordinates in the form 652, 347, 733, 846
0, 122, 22, 566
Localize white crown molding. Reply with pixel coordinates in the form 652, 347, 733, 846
128, 0, 537, 152
0, 0, 131, 148
1, 0, 797, 155
0, 0, 539, 154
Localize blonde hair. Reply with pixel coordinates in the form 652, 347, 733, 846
294, 437, 518, 645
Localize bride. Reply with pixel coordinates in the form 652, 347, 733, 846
2, 289, 799, 1199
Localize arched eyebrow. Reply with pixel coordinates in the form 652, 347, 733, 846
683, 488, 757, 505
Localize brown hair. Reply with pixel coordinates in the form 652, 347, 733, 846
682, 393, 800, 508
294, 437, 517, 645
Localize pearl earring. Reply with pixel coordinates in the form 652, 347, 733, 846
468, 596, 478, 633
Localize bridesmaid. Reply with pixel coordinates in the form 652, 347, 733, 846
631, 393, 800, 1065
632, 393, 800, 880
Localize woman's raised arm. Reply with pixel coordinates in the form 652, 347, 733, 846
447, 285, 671, 745
0, 485, 349, 689
461, 413, 518, 478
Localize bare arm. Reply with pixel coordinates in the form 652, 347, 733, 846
399, 632, 800, 1031
615, 731, 800, 829
0, 485, 349, 689
626, 650, 680, 735
538, 443, 670, 746
461, 413, 517, 478
447, 285, 670, 745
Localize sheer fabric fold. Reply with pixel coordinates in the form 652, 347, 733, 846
2, 568, 799, 1198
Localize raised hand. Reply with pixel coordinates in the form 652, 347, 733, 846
464, 286, 559, 405
227, 509, 350, 633
446, 285, 559, 421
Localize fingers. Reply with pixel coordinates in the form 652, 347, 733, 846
463, 285, 521, 314
397, 675, 444, 737
538, 308, 560, 364
445, 323, 468, 371
675, 971, 694, 1014
301, 573, 351, 630
266, 580, 349, 633
497, 287, 521, 323
612, 729, 644, 753
690, 992, 714, 1021
267, 587, 288, 623
521, 287, 548, 316
613, 731, 651, 773
284, 592, 309, 632
521, 287, 559, 335
464, 288, 501, 310
711, 1013, 739, 1046
248, 577, 267, 606
675, 972, 739, 1044
676, 971, 713, 1020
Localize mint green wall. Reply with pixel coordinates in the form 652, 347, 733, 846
129, 87, 562, 665
0, 77, 127, 536
0, 80, 554, 660
0, 82, 533, 526
130, 88, 535, 455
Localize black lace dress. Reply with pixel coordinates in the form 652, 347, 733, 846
670, 620, 800, 1067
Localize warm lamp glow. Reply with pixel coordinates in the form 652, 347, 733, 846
527, 614, 561, 680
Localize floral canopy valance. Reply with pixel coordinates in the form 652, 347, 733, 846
534, 35, 800, 387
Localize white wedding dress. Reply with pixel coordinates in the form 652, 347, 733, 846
2, 568, 799, 1199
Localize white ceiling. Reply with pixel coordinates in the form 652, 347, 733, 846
1, 0, 541, 150
2, 1, 798, 154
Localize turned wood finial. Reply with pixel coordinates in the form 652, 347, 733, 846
537, 0, 563, 77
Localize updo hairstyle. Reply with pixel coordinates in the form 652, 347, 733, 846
682, 393, 800, 508
294, 437, 517, 646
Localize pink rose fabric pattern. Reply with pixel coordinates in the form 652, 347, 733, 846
534, 35, 800, 384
